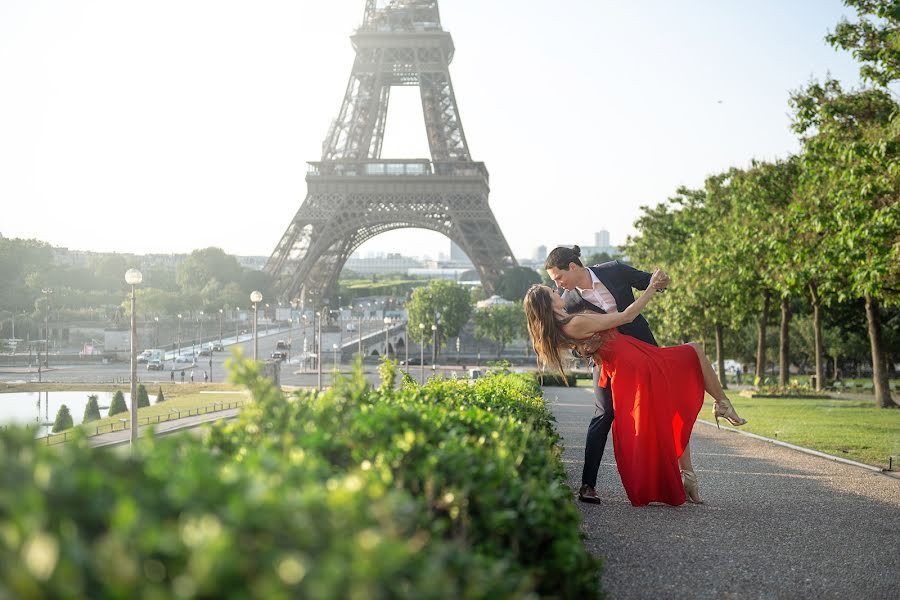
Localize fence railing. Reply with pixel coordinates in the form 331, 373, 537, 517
42, 399, 248, 446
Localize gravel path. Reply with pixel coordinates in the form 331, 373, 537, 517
545, 385, 900, 599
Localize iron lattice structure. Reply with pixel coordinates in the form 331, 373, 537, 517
266, 0, 517, 308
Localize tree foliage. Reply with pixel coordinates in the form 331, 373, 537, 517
82, 395, 101, 423
495, 267, 541, 302
474, 303, 527, 357
826, 0, 900, 87
108, 390, 128, 417
406, 281, 472, 353
51, 404, 73, 433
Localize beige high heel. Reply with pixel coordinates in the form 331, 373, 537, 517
681, 469, 702, 504
713, 397, 747, 429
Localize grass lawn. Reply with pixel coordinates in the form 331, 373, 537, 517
702, 395, 900, 469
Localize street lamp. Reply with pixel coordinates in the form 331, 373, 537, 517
234, 307, 240, 343
195, 311, 203, 357
218, 308, 224, 348
383, 316, 391, 359
316, 311, 322, 390
39, 287, 52, 382
177, 314, 182, 357
125, 268, 142, 449
265, 303, 270, 335
404, 318, 409, 366
332, 342, 338, 370
250, 291, 262, 361
431, 324, 438, 374
418, 323, 425, 384
154, 316, 160, 348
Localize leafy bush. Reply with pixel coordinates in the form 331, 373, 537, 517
51, 404, 73, 433
108, 390, 127, 416
534, 372, 578, 387
155, 387, 165, 403
137, 384, 150, 408
751, 383, 830, 398
82, 395, 101, 423
0, 359, 602, 598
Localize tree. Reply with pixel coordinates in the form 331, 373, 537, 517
474, 303, 526, 357
156, 387, 166, 403
826, 0, 900, 87
137, 384, 150, 409
406, 281, 472, 357
108, 390, 128, 417
582, 251, 618, 265
52, 404, 74, 433
82, 394, 101, 423
177, 247, 243, 291
790, 80, 899, 407
495, 267, 541, 302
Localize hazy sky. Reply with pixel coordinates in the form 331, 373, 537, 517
0, 1, 866, 261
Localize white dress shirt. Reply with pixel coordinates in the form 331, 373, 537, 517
576, 269, 618, 313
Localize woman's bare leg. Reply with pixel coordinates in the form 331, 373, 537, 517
678, 442, 694, 472
686, 343, 727, 402
687, 342, 746, 425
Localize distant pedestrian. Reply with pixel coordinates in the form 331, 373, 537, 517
203, 370, 208, 383
190, 370, 194, 383
170, 370, 175, 382
181, 370, 185, 383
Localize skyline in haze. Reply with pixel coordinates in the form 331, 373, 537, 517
0, 1, 869, 261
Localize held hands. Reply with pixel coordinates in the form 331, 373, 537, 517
649, 268, 670, 293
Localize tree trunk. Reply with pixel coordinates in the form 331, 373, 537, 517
755, 290, 770, 383
832, 355, 839, 380
779, 296, 790, 387
865, 295, 897, 408
715, 322, 727, 389
809, 282, 824, 391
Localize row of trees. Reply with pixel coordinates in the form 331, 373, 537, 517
625, 1, 898, 407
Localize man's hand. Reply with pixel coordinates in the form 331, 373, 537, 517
654, 269, 670, 293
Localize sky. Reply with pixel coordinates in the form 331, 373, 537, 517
0, 0, 868, 262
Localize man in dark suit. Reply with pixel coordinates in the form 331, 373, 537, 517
545, 245, 669, 503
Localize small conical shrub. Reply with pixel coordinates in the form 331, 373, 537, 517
137, 384, 150, 408
82, 394, 101, 423
52, 404, 74, 433
156, 387, 165, 403
108, 390, 128, 417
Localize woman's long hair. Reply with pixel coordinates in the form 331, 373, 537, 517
523, 285, 612, 378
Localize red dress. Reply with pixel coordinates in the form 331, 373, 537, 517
594, 332, 705, 506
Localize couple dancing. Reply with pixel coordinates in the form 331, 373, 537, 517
524, 246, 747, 507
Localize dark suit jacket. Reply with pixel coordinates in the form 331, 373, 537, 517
562, 261, 658, 346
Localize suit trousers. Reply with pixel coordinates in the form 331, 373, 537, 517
582, 363, 614, 488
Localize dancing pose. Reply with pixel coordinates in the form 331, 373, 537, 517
524, 270, 746, 506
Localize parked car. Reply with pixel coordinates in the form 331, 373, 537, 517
401, 357, 429, 366
271, 351, 288, 361
147, 359, 164, 371
275, 340, 291, 351
137, 350, 152, 364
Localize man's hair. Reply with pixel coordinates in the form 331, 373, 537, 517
544, 245, 584, 270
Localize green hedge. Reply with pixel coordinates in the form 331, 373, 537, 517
0, 360, 602, 598
534, 372, 578, 387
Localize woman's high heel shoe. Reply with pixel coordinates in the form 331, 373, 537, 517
713, 397, 747, 429
681, 469, 702, 504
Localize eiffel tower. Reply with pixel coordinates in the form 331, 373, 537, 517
266, 0, 517, 308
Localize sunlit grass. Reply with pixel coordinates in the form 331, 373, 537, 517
702, 395, 900, 469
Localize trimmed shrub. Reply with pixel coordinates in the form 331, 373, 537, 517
82, 394, 101, 423
155, 387, 165, 403
108, 390, 127, 416
535, 372, 578, 386
51, 404, 73, 433
0, 358, 602, 598
137, 384, 150, 408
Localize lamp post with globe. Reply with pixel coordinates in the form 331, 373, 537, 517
125, 268, 142, 448
250, 291, 263, 361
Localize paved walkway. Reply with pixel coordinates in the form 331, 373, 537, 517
545, 386, 900, 599
88, 408, 241, 447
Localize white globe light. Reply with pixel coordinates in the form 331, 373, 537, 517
125, 269, 142, 285
250, 291, 263, 303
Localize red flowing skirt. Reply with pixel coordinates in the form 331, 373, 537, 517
596, 333, 705, 506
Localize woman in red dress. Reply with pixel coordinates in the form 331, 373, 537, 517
524, 270, 746, 506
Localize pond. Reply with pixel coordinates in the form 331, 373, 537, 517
0, 391, 134, 438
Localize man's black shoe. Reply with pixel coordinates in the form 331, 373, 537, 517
578, 484, 602, 504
